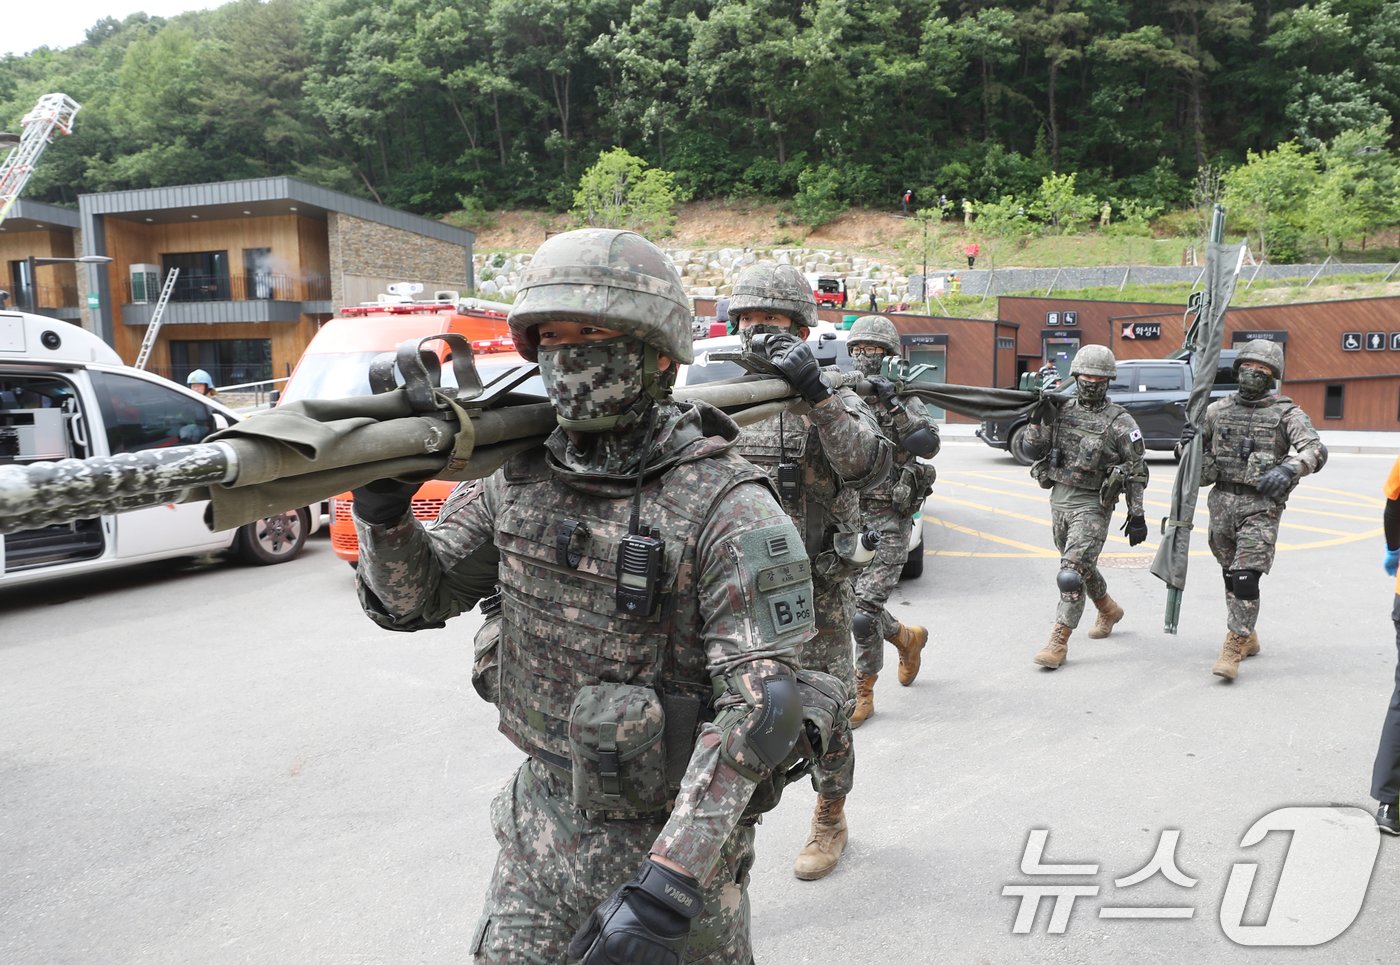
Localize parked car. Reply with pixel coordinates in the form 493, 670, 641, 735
0, 310, 319, 589
676, 329, 927, 579
976, 350, 1239, 465
277, 302, 538, 565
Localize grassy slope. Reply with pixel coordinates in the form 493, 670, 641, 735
455, 202, 1400, 321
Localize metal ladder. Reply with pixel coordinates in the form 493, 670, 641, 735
133, 268, 179, 371
0, 93, 81, 227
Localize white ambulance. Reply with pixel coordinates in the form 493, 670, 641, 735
0, 310, 318, 589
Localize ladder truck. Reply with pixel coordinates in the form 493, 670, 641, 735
0, 93, 81, 228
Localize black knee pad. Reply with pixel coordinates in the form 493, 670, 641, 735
1229, 569, 1261, 601
1057, 567, 1083, 593
852, 611, 876, 640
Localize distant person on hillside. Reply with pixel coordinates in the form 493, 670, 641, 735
868, 289, 878, 313
964, 243, 980, 270
900, 189, 911, 215
962, 199, 974, 225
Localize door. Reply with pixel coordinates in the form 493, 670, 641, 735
908, 348, 947, 420
1044, 337, 1080, 383
87, 370, 232, 556
1121, 364, 1188, 445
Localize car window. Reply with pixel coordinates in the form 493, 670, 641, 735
1108, 372, 1134, 393
90, 371, 217, 453
1139, 366, 1184, 392
682, 336, 853, 386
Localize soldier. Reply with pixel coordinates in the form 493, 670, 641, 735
1024, 345, 1149, 669
727, 264, 893, 880
349, 229, 836, 964
1197, 338, 1326, 680
845, 315, 940, 727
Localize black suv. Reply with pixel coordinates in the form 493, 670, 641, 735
976, 350, 1239, 465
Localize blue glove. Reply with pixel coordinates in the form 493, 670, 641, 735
1385, 548, 1399, 577
569, 859, 701, 965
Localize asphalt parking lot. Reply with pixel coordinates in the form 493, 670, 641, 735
2, 435, 1397, 964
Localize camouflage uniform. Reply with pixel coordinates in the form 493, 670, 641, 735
844, 315, 940, 722
1027, 401, 1146, 624
1200, 341, 1325, 677
727, 263, 892, 881
1024, 346, 1147, 668
353, 230, 824, 964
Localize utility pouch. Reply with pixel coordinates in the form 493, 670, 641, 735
568, 683, 670, 813
1098, 464, 1126, 513
1030, 458, 1054, 490
470, 616, 502, 705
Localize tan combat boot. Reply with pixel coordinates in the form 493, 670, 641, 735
1212, 631, 1252, 680
1243, 630, 1261, 658
891, 623, 928, 686
794, 794, 848, 881
1034, 623, 1073, 669
1086, 594, 1124, 639
850, 672, 877, 728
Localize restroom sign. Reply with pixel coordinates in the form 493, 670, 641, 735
1341, 332, 1362, 351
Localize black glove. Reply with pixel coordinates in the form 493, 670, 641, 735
351, 478, 420, 525
768, 339, 833, 404
569, 859, 702, 965
1256, 462, 1297, 499
867, 375, 898, 406
1179, 424, 1197, 447
1121, 513, 1148, 546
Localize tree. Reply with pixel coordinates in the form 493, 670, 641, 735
1305, 126, 1400, 252
572, 147, 681, 235
1222, 141, 1319, 262
1029, 171, 1096, 232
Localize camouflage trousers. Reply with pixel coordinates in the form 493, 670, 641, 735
472, 757, 757, 964
1207, 486, 1283, 635
1051, 505, 1111, 629
853, 501, 915, 676
799, 573, 855, 798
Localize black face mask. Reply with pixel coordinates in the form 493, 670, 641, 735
1238, 368, 1275, 401
1076, 377, 1109, 405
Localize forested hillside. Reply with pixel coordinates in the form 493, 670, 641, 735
3, 0, 1399, 227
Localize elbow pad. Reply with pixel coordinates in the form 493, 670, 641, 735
901, 427, 941, 458
716, 664, 804, 783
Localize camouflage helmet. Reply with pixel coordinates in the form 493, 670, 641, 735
847, 315, 900, 355
508, 228, 694, 364
1070, 344, 1117, 378
727, 263, 818, 332
1233, 338, 1284, 379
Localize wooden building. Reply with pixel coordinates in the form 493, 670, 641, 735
4, 179, 474, 391
698, 291, 1400, 430
998, 295, 1400, 430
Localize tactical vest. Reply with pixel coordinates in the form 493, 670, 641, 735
736, 410, 847, 558
1210, 396, 1292, 487
492, 445, 768, 809
864, 396, 933, 504
1044, 400, 1126, 490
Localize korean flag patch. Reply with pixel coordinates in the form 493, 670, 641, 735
1128, 426, 1145, 455
1129, 428, 1143, 443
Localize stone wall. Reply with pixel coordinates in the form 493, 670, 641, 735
469, 243, 1400, 310
328, 213, 471, 308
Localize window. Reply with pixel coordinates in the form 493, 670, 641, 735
89, 371, 217, 454
163, 251, 230, 301
1139, 366, 1184, 392
1324, 384, 1345, 420
244, 247, 273, 300
169, 339, 272, 386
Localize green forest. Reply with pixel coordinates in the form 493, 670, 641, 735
4, 0, 1400, 258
